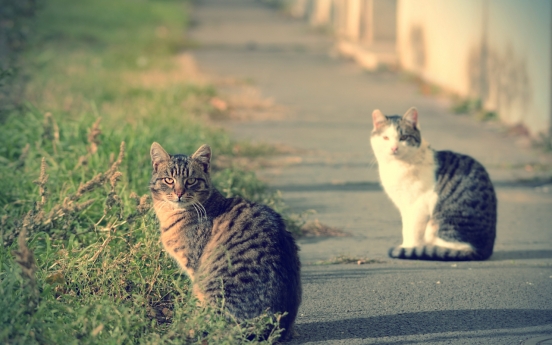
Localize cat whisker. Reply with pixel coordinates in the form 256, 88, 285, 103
369, 157, 378, 169
191, 203, 201, 222
189, 199, 207, 222
193, 200, 207, 222
159, 200, 170, 211
199, 205, 207, 220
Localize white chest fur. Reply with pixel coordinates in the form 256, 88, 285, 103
376, 146, 475, 251
378, 148, 437, 213
373, 140, 439, 247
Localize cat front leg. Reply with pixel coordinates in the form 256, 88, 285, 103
399, 202, 429, 248
388, 204, 427, 259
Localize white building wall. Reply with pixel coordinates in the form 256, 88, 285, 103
397, 0, 551, 136
484, 0, 551, 134
397, 0, 482, 95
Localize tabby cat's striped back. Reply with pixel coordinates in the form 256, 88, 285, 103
388, 150, 497, 261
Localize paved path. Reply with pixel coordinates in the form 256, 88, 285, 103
190, 1, 552, 343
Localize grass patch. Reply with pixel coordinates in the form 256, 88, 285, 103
1, 0, 290, 343
450, 97, 499, 122
534, 133, 552, 153
451, 98, 482, 115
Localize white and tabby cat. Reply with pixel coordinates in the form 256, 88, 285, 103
371, 107, 497, 261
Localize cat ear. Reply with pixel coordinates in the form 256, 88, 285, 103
372, 109, 387, 130
192, 144, 211, 173
403, 107, 418, 129
151, 142, 170, 172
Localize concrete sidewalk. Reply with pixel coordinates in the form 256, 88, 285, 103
189, 0, 552, 343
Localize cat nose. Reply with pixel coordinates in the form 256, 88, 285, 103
391, 146, 398, 154
176, 190, 184, 199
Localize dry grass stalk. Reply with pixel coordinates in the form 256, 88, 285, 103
107, 141, 125, 177
76, 173, 104, 195
127, 193, 151, 224
87, 118, 102, 154
88, 229, 113, 263
76, 141, 125, 198
300, 219, 348, 237
50, 142, 126, 221
42, 112, 60, 154
8, 142, 126, 244
74, 117, 102, 169
129, 192, 138, 201
110, 171, 123, 188
1, 215, 7, 241
34, 157, 49, 206
137, 195, 150, 214
74, 155, 88, 170
12, 226, 39, 309
105, 171, 123, 216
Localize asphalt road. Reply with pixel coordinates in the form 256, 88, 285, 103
189, 0, 552, 343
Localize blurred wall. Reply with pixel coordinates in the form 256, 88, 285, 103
398, 0, 551, 136
286, 0, 552, 137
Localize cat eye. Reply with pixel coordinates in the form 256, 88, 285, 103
186, 178, 197, 185
400, 135, 409, 141
383, 136, 389, 141
163, 177, 174, 185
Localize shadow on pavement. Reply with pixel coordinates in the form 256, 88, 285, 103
493, 178, 552, 188
292, 309, 552, 343
491, 250, 552, 261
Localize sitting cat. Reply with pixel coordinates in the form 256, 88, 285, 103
149, 142, 301, 341
370, 107, 496, 261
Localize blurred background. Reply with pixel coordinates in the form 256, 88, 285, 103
284, 0, 551, 139
2, 0, 551, 139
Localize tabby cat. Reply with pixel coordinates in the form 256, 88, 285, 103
370, 107, 497, 261
149, 142, 301, 341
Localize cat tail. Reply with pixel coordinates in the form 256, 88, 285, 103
388, 245, 491, 261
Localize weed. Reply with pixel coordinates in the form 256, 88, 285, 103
475, 110, 498, 122
300, 219, 348, 237
451, 98, 482, 115
534, 132, 552, 152
451, 97, 498, 122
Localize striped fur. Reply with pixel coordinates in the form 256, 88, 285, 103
149, 142, 301, 341
371, 107, 497, 261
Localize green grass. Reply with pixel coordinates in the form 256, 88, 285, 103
0, 0, 290, 343
535, 133, 552, 152
450, 97, 499, 122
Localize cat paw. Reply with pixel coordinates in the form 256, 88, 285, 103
388, 246, 408, 259
388, 246, 424, 259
